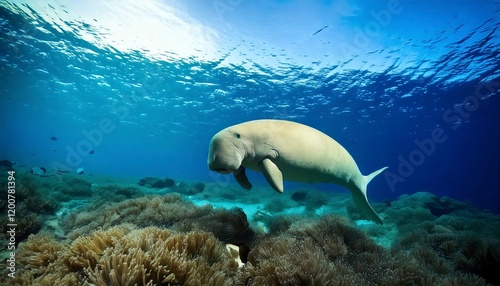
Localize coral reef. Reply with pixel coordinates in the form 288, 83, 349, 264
289, 189, 329, 212
0, 174, 60, 244
424, 195, 473, 217
62, 194, 253, 244
11, 226, 239, 285
168, 181, 209, 196
386, 192, 500, 286
137, 176, 175, 188
239, 235, 353, 285
52, 177, 92, 200
346, 199, 387, 222
263, 197, 293, 213
88, 184, 143, 207
291, 190, 308, 202
62, 193, 195, 236
189, 182, 206, 194
2, 178, 499, 286
175, 207, 252, 243
241, 214, 494, 286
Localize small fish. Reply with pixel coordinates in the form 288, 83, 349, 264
312, 25, 329, 36
88, 150, 95, 154
50, 136, 58, 141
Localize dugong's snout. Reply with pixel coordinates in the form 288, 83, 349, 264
208, 133, 243, 174
208, 152, 240, 174
207, 154, 225, 172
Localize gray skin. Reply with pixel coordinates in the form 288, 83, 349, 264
207, 119, 387, 224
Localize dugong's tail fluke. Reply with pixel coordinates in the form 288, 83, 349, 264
364, 166, 389, 186
351, 166, 388, 224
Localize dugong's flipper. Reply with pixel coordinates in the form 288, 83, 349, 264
234, 167, 252, 190
260, 158, 284, 193
350, 166, 388, 224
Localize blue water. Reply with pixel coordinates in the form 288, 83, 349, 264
1, 1, 499, 211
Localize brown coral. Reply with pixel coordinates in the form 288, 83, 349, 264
0, 174, 60, 244
456, 237, 500, 285
11, 225, 239, 285
10, 232, 76, 286
412, 246, 454, 275
289, 214, 383, 257
87, 228, 238, 285
243, 235, 365, 285
64, 225, 131, 271
62, 193, 210, 237
439, 273, 491, 286
62, 194, 253, 245
177, 207, 251, 243
5, 183, 500, 286
54, 176, 92, 198
16, 233, 65, 272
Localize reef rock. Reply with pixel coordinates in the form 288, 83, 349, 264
138, 177, 175, 189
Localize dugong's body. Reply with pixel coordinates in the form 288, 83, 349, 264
207, 119, 387, 223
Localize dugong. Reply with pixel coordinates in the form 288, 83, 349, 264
207, 119, 387, 224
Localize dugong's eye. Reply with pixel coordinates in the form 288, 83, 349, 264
234, 132, 241, 138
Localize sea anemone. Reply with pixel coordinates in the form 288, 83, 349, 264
12, 225, 239, 285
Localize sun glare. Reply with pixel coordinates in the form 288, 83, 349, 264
13, 0, 221, 61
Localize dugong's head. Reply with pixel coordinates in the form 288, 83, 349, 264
208, 127, 249, 174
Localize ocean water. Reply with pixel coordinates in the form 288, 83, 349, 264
1, 1, 500, 285
1, 0, 499, 211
